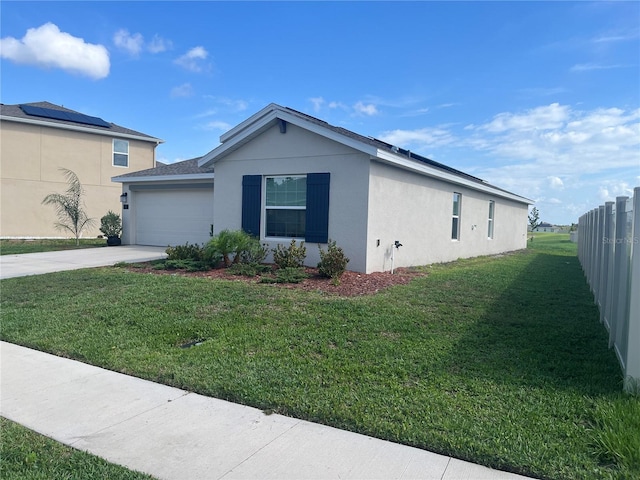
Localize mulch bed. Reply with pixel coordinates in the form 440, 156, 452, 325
127, 264, 426, 297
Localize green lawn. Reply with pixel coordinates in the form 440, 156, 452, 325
0, 418, 155, 480
0, 238, 106, 255
1, 234, 637, 479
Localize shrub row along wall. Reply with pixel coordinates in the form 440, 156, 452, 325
578, 186, 640, 393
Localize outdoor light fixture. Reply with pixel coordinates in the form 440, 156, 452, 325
120, 192, 128, 204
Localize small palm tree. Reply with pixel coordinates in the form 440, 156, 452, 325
42, 168, 95, 246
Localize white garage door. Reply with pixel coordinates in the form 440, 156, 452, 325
134, 187, 214, 247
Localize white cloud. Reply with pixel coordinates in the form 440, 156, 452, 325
379, 127, 456, 149
309, 97, 325, 112
148, 34, 171, 53
113, 29, 143, 56
114, 30, 171, 56
598, 181, 635, 202
328, 101, 348, 110
549, 176, 564, 189
479, 103, 570, 133
0, 23, 109, 79
170, 83, 194, 98
174, 46, 209, 72
203, 120, 232, 131
570, 63, 631, 72
353, 101, 378, 116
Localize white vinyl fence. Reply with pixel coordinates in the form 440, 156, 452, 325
578, 187, 640, 393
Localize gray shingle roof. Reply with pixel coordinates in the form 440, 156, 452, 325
114, 157, 214, 179
0, 101, 160, 141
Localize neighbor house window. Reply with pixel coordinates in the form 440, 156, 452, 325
265, 175, 307, 238
113, 139, 129, 167
488, 200, 495, 239
451, 192, 461, 240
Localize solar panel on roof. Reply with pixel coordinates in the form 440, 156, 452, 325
20, 105, 111, 128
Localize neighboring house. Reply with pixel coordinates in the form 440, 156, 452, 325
114, 103, 532, 273
532, 222, 560, 233
0, 102, 162, 238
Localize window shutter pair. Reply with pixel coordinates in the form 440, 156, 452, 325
241, 173, 330, 243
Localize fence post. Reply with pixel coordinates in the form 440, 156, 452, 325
625, 188, 640, 393
600, 202, 615, 327
610, 197, 629, 359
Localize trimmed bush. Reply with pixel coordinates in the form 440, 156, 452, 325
272, 240, 307, 269
239, 238, 269, 265
317, 240, 349, 283
226, 262, 271, 277
165, 242, 204, 261
259, 267, 308, 284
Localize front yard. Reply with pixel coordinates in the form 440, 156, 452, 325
1, 234, 637, 479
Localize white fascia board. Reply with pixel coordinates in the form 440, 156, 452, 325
112, 173, 214, 183
199, 108, 379, 168
375, 150, 533, 204
1, 115, 164, 144
219, 103, 281, 143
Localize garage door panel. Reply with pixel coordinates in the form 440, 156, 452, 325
135, 188, 214, 247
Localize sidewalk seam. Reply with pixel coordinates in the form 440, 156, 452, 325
66, 391, 192, 448
216, 418, 303, 480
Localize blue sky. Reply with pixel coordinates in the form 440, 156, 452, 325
2, 1, 639, 225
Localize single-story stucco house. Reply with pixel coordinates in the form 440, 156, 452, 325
113, 103, 532, 273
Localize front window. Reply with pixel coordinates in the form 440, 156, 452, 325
265, 175, 306, 238
113, 139, 129, 167
451, 192, 461, 240
488, 200, 495, 239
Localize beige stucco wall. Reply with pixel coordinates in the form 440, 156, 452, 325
1, 120, 156, 238
366, 161, 528, 272
213, 122, 371, 273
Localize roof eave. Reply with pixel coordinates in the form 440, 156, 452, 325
112, 173, 214, 183
1, 115, 164, 144
375, 150, 532, 204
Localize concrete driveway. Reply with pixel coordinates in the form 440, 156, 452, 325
0, 245, 167, 279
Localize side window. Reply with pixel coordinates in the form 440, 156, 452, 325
113, 139, 129, 167
488, 200, 495, 239
452, 192, 461, 240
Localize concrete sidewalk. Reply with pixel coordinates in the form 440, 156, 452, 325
0, 341, 534, 480
0, 245, 167, 279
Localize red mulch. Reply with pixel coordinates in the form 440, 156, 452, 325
127, 265, 426, 297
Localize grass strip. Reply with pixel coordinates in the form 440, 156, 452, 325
0, 239, 106, 255
1, 234, 637, 479
0, 417, 155, 480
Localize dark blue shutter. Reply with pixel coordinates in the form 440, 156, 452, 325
242, 175, 261, 236
305, 173, 330, 243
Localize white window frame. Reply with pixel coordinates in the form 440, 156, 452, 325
263, 175, 307, 240
488, 200, 495, 239
451, 192, 461, 241
113, 139, 129, 168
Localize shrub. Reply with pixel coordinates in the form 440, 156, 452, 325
163, 259, 210, 272
165, 242, 204, 261
272, 240, 307, 269
227, 262, 271, 277
206, 230, 252, 267
317, 240, 349, 282
99, 210, 122, 237
239, 238, 269, 265
260, 267, 308, 284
